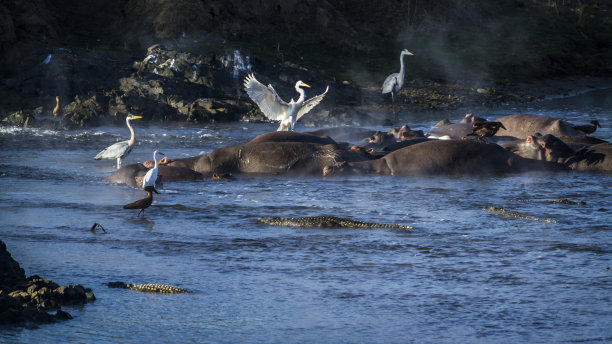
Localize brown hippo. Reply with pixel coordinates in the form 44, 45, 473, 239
323, 140, 563, 176
246, 131, 337, 145
493, 114, 583, 138
167, 142, 369, 176
427, 123, 474, 139
503, 134, 612, 172
460, 113, 487, 124
389, 125, 425, 141
105, 163, 203, 188
305, 127, 377, 143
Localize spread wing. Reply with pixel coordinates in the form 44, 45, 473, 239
297, 85, 329, 121
244, 73, 290, 121
94, 140, 131, 160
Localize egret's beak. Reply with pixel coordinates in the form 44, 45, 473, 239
132, 115, 143, 119
407, 52, 414, 56
158, 151, 165, 156
301, 82, 311, 88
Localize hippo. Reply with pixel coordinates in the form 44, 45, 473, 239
503, 134, 612, 172
167, 142, 369, 176
305, 127, 377, 143
105, 163, 203, 188
493, 114, 583, 138
427, 123, 474, 139
388, 124, 425, 141
323, 140, 564, 176
460, 113, 487, 124
246, 131, 338, 145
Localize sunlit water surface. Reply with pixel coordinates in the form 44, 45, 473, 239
1, 90, 611, 343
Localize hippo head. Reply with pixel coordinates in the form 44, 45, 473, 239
323, 162, 354, 176
460, 113, 487, 124
504, 134, 574, 163
368, 131, 395, 145
534, 134, 575, 162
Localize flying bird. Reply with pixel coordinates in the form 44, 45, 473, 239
142, 150, 164, 193
94, 114, 142, 168
572, 120, 601, 135
123, 186, 154, 217
382, 49, 414, 123
244, 73, 329, 131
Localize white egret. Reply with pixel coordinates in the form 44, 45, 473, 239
94, 114, 143, 167
382, 49, 414, 123
142, 150, 164, 193
244, 73, 329, 131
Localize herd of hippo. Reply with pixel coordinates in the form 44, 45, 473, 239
106, 113, 611, 189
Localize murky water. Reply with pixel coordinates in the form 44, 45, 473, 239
1, 90, 611, 343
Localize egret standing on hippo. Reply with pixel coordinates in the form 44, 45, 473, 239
243, 73, 329, 131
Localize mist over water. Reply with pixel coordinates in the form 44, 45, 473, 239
0, 90, 611, 343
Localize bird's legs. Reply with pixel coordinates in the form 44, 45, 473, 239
391, 92, 397, 124
116, 157, 122, 169
138, 208, 144, 217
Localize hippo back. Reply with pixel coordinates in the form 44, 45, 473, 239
494, 114, 582, 139
247, 131, 337, 145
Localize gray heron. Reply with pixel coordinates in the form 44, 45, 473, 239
94, 114, 142, 167
142, 150, 164, 193
382, 49, 414, 123
244, 73, 329, 131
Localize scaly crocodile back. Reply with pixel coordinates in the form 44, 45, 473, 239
258, 216, 413, 229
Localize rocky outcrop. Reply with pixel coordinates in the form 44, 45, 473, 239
0, 240, 95, 327
258, 216, 413, 229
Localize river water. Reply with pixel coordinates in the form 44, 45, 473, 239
1, 89, 611, 343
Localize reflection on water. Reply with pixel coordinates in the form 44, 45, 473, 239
0, 89, 611, 343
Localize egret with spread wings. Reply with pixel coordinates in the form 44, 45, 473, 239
244, 73, 329, 131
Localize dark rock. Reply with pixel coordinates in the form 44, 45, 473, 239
0, 240, 94, 327
55, 309, 73, 321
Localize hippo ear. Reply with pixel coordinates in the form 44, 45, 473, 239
159, 157, 169, 165
526, 136, 534, 144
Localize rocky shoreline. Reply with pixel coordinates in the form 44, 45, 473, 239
0, 240, 95, 328
2, 44, 611, 130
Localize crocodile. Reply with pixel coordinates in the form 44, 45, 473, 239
515, 198, 586, 205
258, 216, 413, 229
107, 281, 190, 294
484, 206, 556, 223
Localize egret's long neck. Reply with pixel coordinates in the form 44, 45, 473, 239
398, 53, 406, 87
295, 85, 306, 103
153, 151, 159, 169
127, 118, 136, 146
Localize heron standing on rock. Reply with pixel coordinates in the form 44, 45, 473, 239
94, 114, 143, 168
244, 73, 329, 131
382, 49, 414, 123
